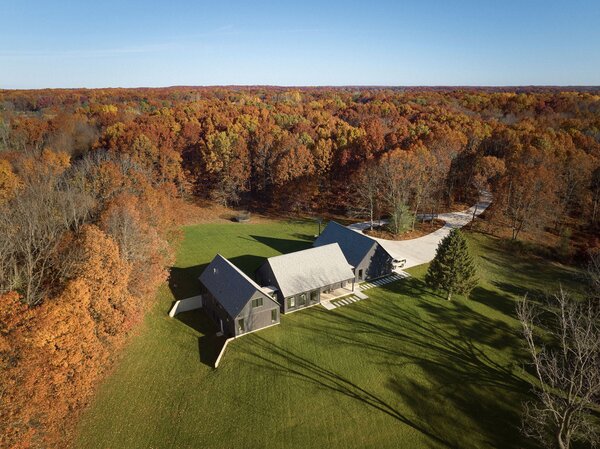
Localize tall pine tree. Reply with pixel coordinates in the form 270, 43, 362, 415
425, 229, 477, 300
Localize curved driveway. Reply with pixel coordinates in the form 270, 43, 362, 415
347, 192, 492, 269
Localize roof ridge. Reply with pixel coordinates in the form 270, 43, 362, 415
265, 242, 341, 261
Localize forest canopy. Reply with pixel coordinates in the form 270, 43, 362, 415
0, 86, 599, 447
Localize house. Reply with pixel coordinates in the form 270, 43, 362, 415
199, 254, 280, 337
313, 221, 396, 282
256, 243, 355, 313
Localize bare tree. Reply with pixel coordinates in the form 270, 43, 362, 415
0, 158, 96, 304
495, 147, 558, 241
0, 117, 10, 152
351, 162, 382, 230
591, 167, 600, 226
380, 155, 413, 235
0, 231, 18, 292
516, 290, 600, 449
408, 146, 442, 230
0, 185, 66, 304
588, 252, 600, 299
102, 204, 152, 263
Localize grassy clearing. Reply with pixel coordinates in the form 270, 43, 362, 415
75, 222, 582, 449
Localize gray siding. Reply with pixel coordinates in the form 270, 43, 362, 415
282, 288, 321, 313
201, 284, 280, 337
233, 290, 280, 337
353, 244, 394, 281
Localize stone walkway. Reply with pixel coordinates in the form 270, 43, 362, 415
324, 290, 369, 310
358, 271, 410, 291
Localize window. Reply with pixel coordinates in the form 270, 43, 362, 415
237, 318, 245, 333
288, 297, 295, 308
251, 297, 263, 308
298, 293, 307, 306
271, 309, 278, 323
358, 269, 363, 280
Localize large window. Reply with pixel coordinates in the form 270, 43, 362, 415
288, 297, 296, 308
298, 293, 307, 306
237, 318, 245, 333
251, 297, 263, 308
271, 309, 278, 323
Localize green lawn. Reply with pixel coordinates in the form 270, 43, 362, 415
75, 222, 583, 449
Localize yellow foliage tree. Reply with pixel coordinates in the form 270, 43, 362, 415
0, 159, 21, 203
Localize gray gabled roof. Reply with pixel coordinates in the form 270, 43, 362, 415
262, 243, 355, 298
199, 254, 274, 318
314, 221, 382, 267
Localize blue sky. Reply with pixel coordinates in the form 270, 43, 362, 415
1, 0, 599, 88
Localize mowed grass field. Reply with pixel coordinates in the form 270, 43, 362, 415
75, 221, 583, 449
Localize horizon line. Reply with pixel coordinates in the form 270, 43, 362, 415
2, 84, 600, 92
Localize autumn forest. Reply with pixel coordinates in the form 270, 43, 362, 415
1, 87, 600, 447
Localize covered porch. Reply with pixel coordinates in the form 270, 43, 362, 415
320, 284, 355, 303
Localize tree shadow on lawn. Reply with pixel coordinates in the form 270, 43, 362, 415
265, 288, 535, 448
249, 235, 313, 255
373, 278, 524, 357
491, 281, 549, 303
244, 334, 456, 449
474, 236, 584, 294
169, 265, 207, 302
317, 296, 526, 390
175, 310, 226, 368
470, 285, 520, 319
386, 375, 537, 449
380, 276, 447, 301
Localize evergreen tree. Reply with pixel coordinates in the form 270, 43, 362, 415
425, 229, 478, 300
